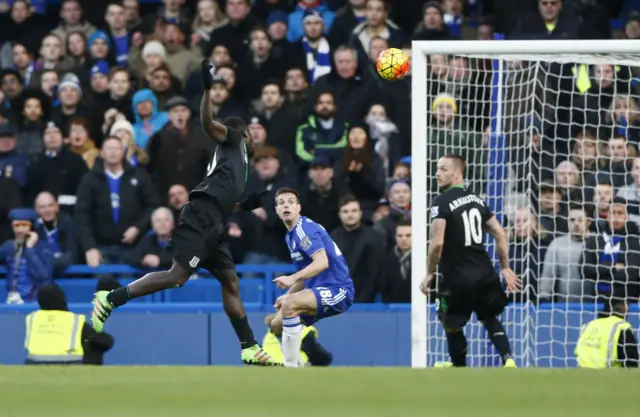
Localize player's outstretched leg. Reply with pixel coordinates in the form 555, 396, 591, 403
91, 261, 190, 332
481, 317, 516, 367
444, 327, 468, 367
217, 270, 279, 366
271, 290, 318, 367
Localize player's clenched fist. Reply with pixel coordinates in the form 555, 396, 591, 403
419, 273, 434, 295
201, 59, 216, 90
502, 268, 522, 292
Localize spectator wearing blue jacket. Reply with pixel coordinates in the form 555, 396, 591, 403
0, 123, 29, 188
0, 208, 54, 304
131, 89, 169, 149
288, 0, 336, 42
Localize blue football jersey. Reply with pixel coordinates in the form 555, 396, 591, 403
285, 216, 353, 290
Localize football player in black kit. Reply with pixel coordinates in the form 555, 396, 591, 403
419, 154, 522, 368
91, 60, 279, 365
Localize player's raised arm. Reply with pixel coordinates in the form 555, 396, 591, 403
484, 216, 522, 292
200, 60, 228, 143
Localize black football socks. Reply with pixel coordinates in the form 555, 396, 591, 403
231, 316, 258, 349
483, 316, 514, 364
445, 330, 468, 367
107, 286, 131, 307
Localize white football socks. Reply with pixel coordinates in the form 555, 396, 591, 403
282, 316, 302, 367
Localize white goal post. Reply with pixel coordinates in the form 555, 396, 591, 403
411, 39, 640, 369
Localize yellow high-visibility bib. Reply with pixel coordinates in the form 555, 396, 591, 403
262, 326, 319, 364
24, 310, 85, 362
575, 315, 632, 369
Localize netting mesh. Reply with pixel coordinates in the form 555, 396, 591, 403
423, 52, 640, 367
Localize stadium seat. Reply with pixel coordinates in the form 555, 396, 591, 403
162, 278, 264, 303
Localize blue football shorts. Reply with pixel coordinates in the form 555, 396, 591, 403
300, 285, 354, 325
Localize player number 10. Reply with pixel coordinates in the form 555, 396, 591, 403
462, 208, 483, 246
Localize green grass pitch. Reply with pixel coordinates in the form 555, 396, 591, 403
0, 367, 636, 417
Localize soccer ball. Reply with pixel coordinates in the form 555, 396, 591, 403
376, 48, 410, 81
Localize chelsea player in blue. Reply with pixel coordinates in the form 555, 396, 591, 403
271, 187, 354, 367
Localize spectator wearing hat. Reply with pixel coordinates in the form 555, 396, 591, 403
161, 21, 202, 87
235, 26, 284, 103
329, 0, 367, 47
349, 0, 404, 58
288, 0, 336, 42
51, 73, 88, 140
336, 122, 385, 222
206, 0, 262, 64
104, 2, 132, 67
288, 8, 333, 85
191, 0, 229, 56
146, 95, 213, 203
332, 194, 386, 302
265, 10, 290, 60
89, 60, 110, 100
34, 191, 78, 271
131, 40, 167, 86
87, 30, 117, 65
51, 0, 97, 49
301, 153, 350, 232
392, 156, 411, 181
25, 121, 88, 208
295, 90, 348, 170
131, 88, 169, 149
374, 179, 410, 249
110, 118, 148, 168
0, 122, 29, 188
75, 135, 158, 266
0, 208, 54, 304
242, 146, 298, 266
15, 89, 50, 159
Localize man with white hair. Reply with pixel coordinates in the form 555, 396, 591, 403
124, 207, 174, 269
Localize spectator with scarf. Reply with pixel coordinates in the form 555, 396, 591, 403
288, 9, 332, 85
34, 191, 77, 272
0, 208, 53, 304
287, 0, 336, 42
373, 179, 410, 249
581, 197, 640, 305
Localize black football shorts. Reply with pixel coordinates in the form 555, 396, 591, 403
169, 197, 236, 276
436, 276, 508, 329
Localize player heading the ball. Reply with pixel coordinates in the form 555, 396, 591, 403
270, 187, 354, 367
420, 154, 522, 368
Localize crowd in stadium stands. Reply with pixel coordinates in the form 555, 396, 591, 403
0, 0, 639, 306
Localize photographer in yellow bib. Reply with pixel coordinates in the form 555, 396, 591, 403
262, 314, 332, 366
575, 291, 639, 369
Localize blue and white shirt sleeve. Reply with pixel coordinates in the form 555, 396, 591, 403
296, 223, 325, 258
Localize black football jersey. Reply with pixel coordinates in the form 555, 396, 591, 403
189, 126, 249, 216
430, 186, 495, 288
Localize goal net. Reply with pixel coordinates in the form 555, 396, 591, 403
410, 39, 640, 368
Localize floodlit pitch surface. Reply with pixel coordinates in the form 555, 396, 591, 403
0, 367, 635, 416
